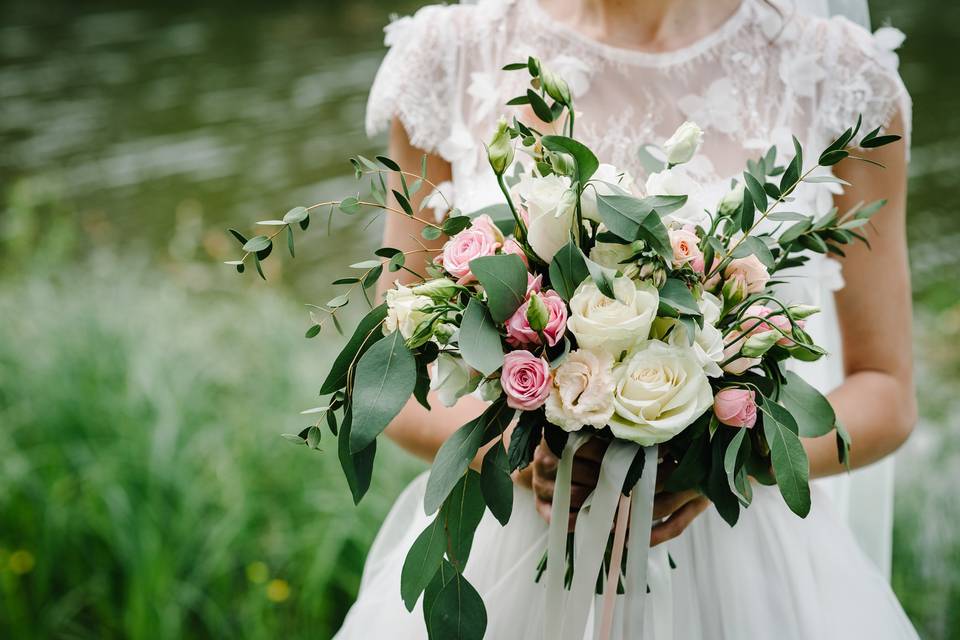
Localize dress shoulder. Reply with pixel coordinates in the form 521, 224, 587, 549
808, 15, 912, 149
364, 2, 488, 156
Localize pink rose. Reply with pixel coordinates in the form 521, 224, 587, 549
526, 273, 543, 296
669, 226, 705, 273
736, 305, 803, 346
500, 350, 552, 411
703, 258, 722, 291
505, 290, 568, 347
714, 388, 758, 428
723, 254, 770, 294
470, 214, 504, 245
502, 237, 529, 267
439, 228, 500, 283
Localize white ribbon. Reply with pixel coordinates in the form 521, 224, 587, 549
544, 439, 663, 640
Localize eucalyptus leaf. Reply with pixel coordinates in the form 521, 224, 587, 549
349, 330, 417, 453
443, 470, 487, 569
480, 441, 514, 525
780, 371, 836, 438
401, 516, 447, 611
761, 397, 811, 518
427, 571, 487, 640
338, 407, 377, 504
424, 398, 514, 515
458, 298, 505, 377
541, 135, 600, 183
469, 254, 528, 322
548, 241, 589, 301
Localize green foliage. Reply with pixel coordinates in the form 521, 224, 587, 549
469, 254, 528, 322
548, 241, 590, 301
458, 298, 505, 377
348, 330, 417, 453
760, 397, 811, 518
0, 264, 423, 640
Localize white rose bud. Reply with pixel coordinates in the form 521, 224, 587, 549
718, 182, 745, 217
487, 118, 514, 176
517, 173, 577, 262
663, 121, 704, 166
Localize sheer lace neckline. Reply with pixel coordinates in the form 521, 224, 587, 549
521, 0, 752, 67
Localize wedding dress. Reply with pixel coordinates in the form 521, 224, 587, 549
336, 0, 917, 637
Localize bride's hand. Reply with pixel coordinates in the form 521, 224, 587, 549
531, 438, 608, 531
531, 443, 711, 543
650, 456, 711, 546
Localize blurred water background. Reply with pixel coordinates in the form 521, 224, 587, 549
1, 0, 957, 637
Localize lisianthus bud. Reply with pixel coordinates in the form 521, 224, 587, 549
412, 277, 458, 301
639, 262, 666, 288
433, 322, 458, 344
722, 275, 748, 306
663, 121, 704, 166
541, 67, 572, 105
787, 304, 820, 320
526, 292, 550, 332
487, 118, 514, 176
740, 330, 780, 357
718, 183, 745, 217
551, 151, 576, 176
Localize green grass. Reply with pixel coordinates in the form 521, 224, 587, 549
0, 258, 423, 639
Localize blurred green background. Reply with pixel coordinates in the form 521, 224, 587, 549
0, 0, 957, 638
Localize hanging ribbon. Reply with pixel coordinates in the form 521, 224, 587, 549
543, 439, 662, 640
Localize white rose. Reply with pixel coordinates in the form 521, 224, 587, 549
644, 168, 710, 228
663, 121, 704, 165
588, 238, 634, 271
517, 173, 577, 262
666, 319, 725, 378
430, 352, 480, 407
384, 283, 432, 339
699, 291, 722, 325
609, 340, 714, 445
567, 276, 659, 358
581, 164, 636, 223
545, 349, 616, 431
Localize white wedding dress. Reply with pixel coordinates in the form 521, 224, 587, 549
336, 0, 918, 637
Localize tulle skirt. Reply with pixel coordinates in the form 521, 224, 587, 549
334, 472, 918, 639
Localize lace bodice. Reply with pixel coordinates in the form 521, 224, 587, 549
366, 0, 909, 220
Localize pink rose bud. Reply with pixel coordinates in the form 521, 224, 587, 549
501, 237, 529, 267
470, 213, 504, 246
723, 254, 770, 294
669, 226, 705, 273
713, 388, 758, 428
500, 350, 552, 410
505, 290, 568, 348
440, 228, 500, 283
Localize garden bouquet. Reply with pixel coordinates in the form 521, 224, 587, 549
227, 60, 899, 640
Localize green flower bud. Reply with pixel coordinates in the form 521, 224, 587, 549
722, 275, 748, 306
787, 304, 820, 320
718, 182, 745, 217
526, 292, 550, 332
487, 118, 515, 176
412, 277, 458, 301
540, 67, 571, 106
741, 330, 780, 357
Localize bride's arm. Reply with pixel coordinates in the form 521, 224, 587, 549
806, 111, 917, 478
375, 119, 503, 467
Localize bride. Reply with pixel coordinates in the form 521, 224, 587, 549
336, 0, 918, 637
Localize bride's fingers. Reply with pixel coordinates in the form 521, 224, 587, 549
575, 438, 609, 463
654, 456, 679, 492
652, 489, 700, 520
532, 443, 558, 481
650, 496, 710, 547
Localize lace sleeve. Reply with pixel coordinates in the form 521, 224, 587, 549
816, 17, 912, 153
364, 4, 464, 157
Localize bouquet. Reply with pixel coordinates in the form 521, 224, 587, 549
226, 59, 900, 640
